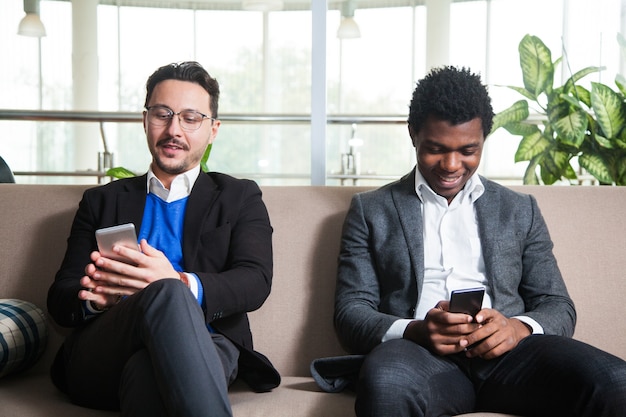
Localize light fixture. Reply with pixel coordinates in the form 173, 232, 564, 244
242, 1, 284, 12
17, 0, 46, 37
337, 0, 360, 39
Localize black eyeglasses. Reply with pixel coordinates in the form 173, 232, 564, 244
145, 105, 214, 131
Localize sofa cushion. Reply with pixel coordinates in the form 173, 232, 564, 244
0, 299, 48, 378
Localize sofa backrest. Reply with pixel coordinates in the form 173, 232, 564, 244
1, 184, 626, 379
254, 185, 626, 375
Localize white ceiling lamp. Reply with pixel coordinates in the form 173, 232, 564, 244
17, 0, 46, 37
337, 0, 360, 39
242, 1, 284, 11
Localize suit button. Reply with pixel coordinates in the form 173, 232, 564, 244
409, 307, 416, 317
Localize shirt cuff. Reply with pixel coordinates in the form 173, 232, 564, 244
182, 272, 198, 297
382, 319, 413, 342
512, 315, 544, 334
183, 272, 203, 306
83, 300, 104, 316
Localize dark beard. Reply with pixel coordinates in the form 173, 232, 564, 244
154, 157, 188, 175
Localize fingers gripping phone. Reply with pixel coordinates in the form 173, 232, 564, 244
449, 287, 485, 319
95, 223, 139, 264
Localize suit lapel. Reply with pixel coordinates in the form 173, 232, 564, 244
182, 173, 220, 267
117, 175, 147, 231
475, 179, 500, 291
390, 169, 425, 294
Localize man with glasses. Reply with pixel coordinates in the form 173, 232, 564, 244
48, 61, 279, 417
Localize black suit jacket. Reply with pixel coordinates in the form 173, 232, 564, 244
48, 172, 280, 391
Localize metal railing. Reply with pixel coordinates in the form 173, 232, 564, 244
0, 109, 408, 124
0, 109, 408, 183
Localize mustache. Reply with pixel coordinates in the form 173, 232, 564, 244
156, 138, 188, 150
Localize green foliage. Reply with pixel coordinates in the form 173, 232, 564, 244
105, 166, 136, 179
200, 143, 212, 173
491, 34, 626, 185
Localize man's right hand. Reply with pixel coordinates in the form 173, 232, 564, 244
402, 301, 480, 355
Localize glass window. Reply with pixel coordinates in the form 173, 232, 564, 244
1, 0, 624, 185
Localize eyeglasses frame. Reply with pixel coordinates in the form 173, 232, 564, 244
145, 105, 215, 131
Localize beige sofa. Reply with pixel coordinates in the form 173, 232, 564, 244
1, 183, 625, 417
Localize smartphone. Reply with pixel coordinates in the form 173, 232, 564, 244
95, 223, 139, 264
449, 287, 485, 318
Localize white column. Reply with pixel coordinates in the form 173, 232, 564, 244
310, 0, 327, 185
72, 0, 99, 175
425, 0, 451, 70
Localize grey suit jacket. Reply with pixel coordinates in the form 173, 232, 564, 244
334, 168, 576, 355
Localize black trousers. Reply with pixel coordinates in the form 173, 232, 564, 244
52, 279, 239, 417
356, 335, 626, 417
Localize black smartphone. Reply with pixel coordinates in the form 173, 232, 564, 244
449, 287, 485, 318
95, 223, 139, 264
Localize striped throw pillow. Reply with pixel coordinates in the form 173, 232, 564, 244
0, 299, 48, 378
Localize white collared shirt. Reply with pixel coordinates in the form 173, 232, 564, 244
146, 165, 201, 202
413, 170, 491, 320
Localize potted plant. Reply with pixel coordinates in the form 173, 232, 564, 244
490, 34, 626, 185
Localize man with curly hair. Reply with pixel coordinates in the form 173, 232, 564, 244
333, 66, 626, 416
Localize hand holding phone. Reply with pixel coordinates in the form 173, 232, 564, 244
95, 223, 139, 264
449, 287, 485, 319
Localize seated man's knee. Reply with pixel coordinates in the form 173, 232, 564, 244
356, 339, 475, 417
132, 279, 200, 319
140, 279, 192, 303
356, 340, 431, 416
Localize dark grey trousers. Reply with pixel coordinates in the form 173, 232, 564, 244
58, 279, 239, 417
356, 335, 626, 417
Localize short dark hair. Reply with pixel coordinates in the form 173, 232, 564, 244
408, 66, 493, 137
144, 61, 220, 118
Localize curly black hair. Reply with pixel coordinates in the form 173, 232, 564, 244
408, 66, 493, 138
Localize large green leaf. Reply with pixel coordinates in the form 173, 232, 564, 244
616, 155, 626, 185
200, 143, 212, 173
559, 93, 584, 109
504, 85, 537, 101
523, 156, 540, 184
106, 167, 137, 179
490, 100, 529, 134
504, 121, 540, 137
515, 131, 550, 162
570, 85, 592, 108
591, 82, 626, 138
553, 110, 587, 148
594, 134, 615, 149
615, 137, 626, 149
579, 153, 613, 184
539, 149, 571, 184
562, 66, 602, 94
615, 74, 626, 96
563, 163, 578, 180
518, 34, 554, 99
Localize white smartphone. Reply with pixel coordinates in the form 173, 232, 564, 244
95, 223, 139, 264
